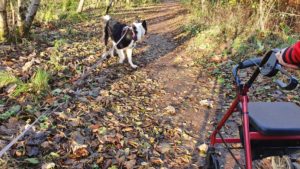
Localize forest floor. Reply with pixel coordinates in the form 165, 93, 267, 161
0, 1, 300, 169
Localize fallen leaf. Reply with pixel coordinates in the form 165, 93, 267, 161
150, 157, 163, 165
122, 127, 134, 132
198, 143, 208, 157
90, 124, 101, 133
211, 55, 222, 63
42, 162, 55, 169
124, 159, 136, 169
22, 59, 35, 72
199, 100, 213, 108
164, 106, 176, 115
157, 143, 171, 154
25, 158, 39, 165
70, 147, 89, 158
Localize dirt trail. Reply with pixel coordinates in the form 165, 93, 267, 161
0, 1, 227, 168
140, 1, 221, 142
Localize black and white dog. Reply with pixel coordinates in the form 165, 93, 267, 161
102, 15, 147, 68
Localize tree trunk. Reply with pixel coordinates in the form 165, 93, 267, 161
10, 0, 15, 26
77, 0, 85, 13
259, 0, 265, 31
17, 0, 26, 36
17, 0, 40, 37
23, 0, 40, 36
201, 0, 205, 11
96, 0, 100, 8
0, 0, 9, 41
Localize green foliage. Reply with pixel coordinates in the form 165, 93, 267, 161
35, 0, 159, 24
25, 158, 39, 165
0, 71, 19, 88
38, 3, 59, 23
12, 83, 30, 97
183, 24, 201, 36
183, 0, 298, 64
31, 69, 50, 94
0, 105, 21, 120
59, 12, 88, 23
54, 39, 66, 49
49, 55, 65, 72
62, 0, 77, 11
287, 36, 297, 45
37, 0, 78, 23
108, 166, 118, 169
48, 41, 67, 72
0, 69, 50, 97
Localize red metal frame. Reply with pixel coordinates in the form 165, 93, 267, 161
209, 87, 300, 169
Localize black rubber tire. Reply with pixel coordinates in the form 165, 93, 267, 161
204, 147, 220, 169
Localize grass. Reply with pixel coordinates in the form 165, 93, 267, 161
0, 69, 50, 97
31, 69, 50, 94
0, 71, 19, 88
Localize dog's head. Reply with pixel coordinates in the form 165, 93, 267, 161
132, 20, 147, 41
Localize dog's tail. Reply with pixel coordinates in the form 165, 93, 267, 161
102, 15, 111, 46
102, 15, 111, 21
105, 0, 114, 15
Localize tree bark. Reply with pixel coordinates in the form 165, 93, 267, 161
17, 0, 40, 37
23, 0, 40, 35
17, 0, 26, 36
201, 0, 205, 11
10, 0, 15, 26
0, 0, 9, 41
77, 0, 85, 13
259, 0, 265, 31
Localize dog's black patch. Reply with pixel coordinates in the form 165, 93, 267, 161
142, 20, 147, 34
104, 19, 134, 49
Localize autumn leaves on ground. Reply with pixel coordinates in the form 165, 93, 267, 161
1, 0, 300, 169
0, 2, 214, 168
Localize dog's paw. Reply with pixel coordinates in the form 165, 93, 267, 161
131, 65, 138, 69
119, 59, 125, 64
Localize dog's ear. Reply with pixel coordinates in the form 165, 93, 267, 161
142, 20, 147, 34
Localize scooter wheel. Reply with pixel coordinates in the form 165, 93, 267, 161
204, 147, 220, 169
271, 156, 294, 169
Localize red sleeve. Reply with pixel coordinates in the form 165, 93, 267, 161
291, 41, 300, 64
282, 41, 300, 66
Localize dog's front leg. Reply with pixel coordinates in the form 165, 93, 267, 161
116, 49, 125, 64
126, 48, 138, 68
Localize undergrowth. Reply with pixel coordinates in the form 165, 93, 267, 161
183, 0, 300, 90
183, 1, 299, 64
0, 71, 19, 88
0, 69, 50, 97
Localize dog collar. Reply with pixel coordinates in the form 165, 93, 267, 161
122, 26, 137, 42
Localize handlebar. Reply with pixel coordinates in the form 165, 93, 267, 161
232, 58, 262, 87
232, 49, 298, 91
274, 65, 299, 90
